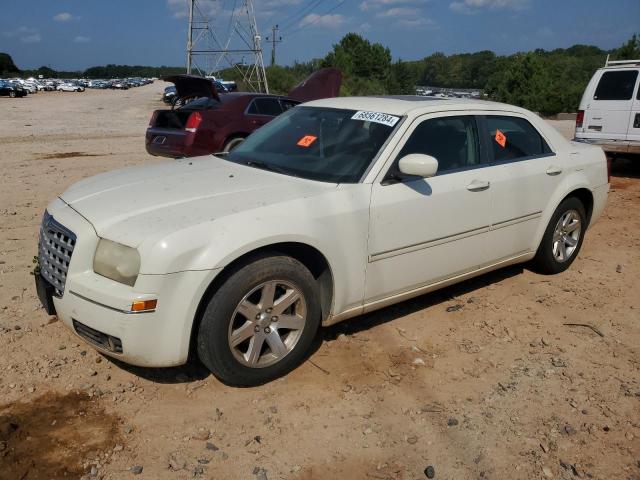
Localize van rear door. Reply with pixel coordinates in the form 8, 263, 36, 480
627, 71, 640, 144
582, 69, 638, 142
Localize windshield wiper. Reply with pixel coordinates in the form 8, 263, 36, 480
243, 160, 296, 177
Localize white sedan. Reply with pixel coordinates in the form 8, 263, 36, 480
57, 83, 85, 92
36, 96, 608, 386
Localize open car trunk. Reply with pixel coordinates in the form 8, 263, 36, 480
287, 68, 342, 102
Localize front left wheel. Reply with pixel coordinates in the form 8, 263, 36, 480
197, 254, 321, 386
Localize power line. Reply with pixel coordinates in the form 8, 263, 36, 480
284, 0, 346, 37
279, 0, 327, 32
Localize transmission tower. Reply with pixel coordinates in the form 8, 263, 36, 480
186, 0, 269, 93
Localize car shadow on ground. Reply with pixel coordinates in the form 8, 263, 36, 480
611, 154, 640, 179
103, 355, 211, 384
319, 264, 524, 344
107, 264, 525, 386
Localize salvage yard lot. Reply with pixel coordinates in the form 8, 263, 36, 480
0, 84, 639, 480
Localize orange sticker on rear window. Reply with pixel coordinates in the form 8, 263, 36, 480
297, 135, 317, 147
495, 129, 507, 148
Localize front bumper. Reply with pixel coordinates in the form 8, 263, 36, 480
41, 198, 220, 367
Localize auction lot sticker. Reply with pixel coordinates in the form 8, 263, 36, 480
351, 111, 400, 127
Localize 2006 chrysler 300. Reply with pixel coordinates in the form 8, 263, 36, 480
36, 96, 609, 386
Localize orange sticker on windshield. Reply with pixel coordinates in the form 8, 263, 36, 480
297, 135, 317, 147
495, 129, 507, 148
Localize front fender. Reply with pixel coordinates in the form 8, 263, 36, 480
140, 184, 372, 316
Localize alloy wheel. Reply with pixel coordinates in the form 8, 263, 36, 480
552, 209, 582, 262
227, 280, 307, 368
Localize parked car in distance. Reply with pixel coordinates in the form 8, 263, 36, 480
146, 68, 342, 157
37, 96, 609, 386
575, 57, 640, 155
57, 82, 85, 92
0, 80, 27, 97
163, 85, 177, 104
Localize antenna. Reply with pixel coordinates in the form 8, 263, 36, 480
186, 0, 269, 93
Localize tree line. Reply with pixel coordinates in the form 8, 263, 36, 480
2, 33, 638, 115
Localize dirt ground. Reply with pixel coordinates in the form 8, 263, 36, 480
0, 84, 638, 480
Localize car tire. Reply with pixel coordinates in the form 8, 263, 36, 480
223, 136, 245, 152
197, 254, 321, 387
531, 196, 586, 274
9, 91, 16, 98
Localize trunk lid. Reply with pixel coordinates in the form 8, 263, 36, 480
162, 75, 220, 102
287, 68, 342, 102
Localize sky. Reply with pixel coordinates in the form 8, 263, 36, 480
0, 0, 638, 71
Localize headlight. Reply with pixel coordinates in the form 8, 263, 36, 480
93, 239, 140, 286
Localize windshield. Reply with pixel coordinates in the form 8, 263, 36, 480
225, 107, 398, 183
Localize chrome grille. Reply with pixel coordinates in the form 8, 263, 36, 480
38, 211, 77, 297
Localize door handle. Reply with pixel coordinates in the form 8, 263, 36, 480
466, 180, 490, 192
546, 166, 563, 176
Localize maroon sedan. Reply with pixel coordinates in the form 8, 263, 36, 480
146, 68, 342, 158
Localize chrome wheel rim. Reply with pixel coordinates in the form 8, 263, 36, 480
552, 209, 581, 263
228, 280, 307, 368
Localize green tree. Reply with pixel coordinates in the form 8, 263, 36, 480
613, 33, 640, 60
0, 53, 20, 75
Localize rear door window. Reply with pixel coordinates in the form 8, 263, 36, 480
594, 70, 639, 100
248, 98, 284, 116
485, 116, 551, 162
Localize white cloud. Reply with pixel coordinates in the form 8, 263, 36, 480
360, 0, 427, 12
4, 26, 41, 43
299, 13, 346, 28
167, 0, 224, 19
53, 12, 76, 22
395, 17, 436, 28
450, 0, 528, 14
74, 36, 91, 43
4, 26, 36, 38
21, 34, 41, 44
376, 7, 420, 17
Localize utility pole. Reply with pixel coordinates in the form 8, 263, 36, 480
265, 25, 282, 67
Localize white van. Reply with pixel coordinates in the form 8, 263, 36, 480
575, 58, 640, 155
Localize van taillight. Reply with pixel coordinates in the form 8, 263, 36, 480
576, 110, 584, 129
185, 112, 202, 133
149, 111, 159, 127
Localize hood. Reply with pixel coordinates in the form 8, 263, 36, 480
287, 68, 342, 103
60, 156, 334, 247
162, 75, 220, 102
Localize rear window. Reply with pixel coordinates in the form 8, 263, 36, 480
248, 98, 283, 116
485, 116, 551, 162
594, 70, 639, 100
178, 97, 219, 110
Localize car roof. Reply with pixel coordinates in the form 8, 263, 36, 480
303, 95, 528, 116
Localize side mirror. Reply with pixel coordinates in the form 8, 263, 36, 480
398, 154, 438, 178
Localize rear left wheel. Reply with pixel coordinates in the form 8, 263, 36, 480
197, 254, 321, 386
532, 197, 586, 274
222, 136, 245, 152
